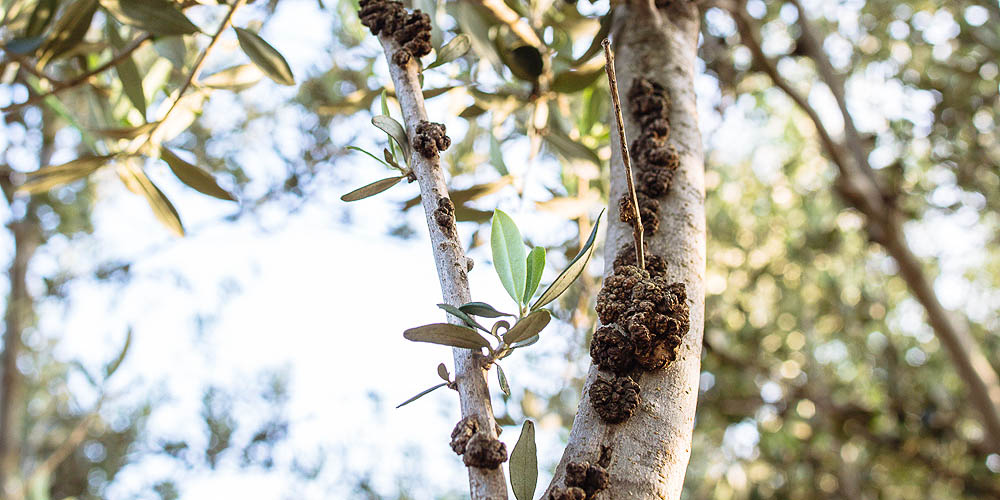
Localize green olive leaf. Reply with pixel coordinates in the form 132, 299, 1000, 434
403, 323, 491, 350
509, 420, 538, 500
497, 364, 510, 397
551, 67, 605, 94
345, 145, 395, 171
491, 209, 527, 305
201, 64, 264, 91
531, 209, 604, 311
100, 0, 199, 37
18, 155, 113, 194
234, 27, 294, 86
510, 334, 540, 350
396, 382, 448, 408
103, 327, 132, 379
340, 176, 404, 202
523, 247, 545, 305
427, 34, 470, 69
161, 148, 236, 201
371, 115, 413, 165
106, 20, 146, 117
436, 303, 488, 332
503, 310, 551, 346
117, 162, 185, 237
437, 363, 450, 382
459, 302, 514, 318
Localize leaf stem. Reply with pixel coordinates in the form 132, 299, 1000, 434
602, 38, 644, 271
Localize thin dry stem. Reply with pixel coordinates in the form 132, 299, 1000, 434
603, 38, 644, 270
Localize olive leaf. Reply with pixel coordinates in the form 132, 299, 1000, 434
26, 0, 58, 38
403, 323, 491, 350
491, 209, 527, 305
103, 327, 132, 379
503, 310, 551, 346
18, 155, 113, 194
340, 176, 404, 202
489, 132, 509, 176
532, 209, 604, 311
201, 64, 264, 91
523, 247, 545, 305
371, 115, 412, 165
437, 303, 488, 332
100, 0, 199, 37
497, 364, 511, 397
95, 122, 160, 140
551, 67, 604, 94
117, 162, 185, 237
437, 363, 450, 382
509, 420, 538, 500
38, 0, 98, 65
459, 302, 513, 318
396, 382, 448, 408
510, 334, 540, 350
426, 34, 470, 69
160, 148, 236, 201
234, 27, 295, 85
106, 20, 146, 117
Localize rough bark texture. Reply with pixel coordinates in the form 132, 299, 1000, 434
546, 2, 705, 498
375, 35, 509, 500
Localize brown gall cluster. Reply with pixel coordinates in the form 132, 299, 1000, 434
590, 375, 640, 424
593, 265, 689, 373
549, 450, 612, 500
434, 197, 456, 237
612, 244, 667, 279
449, 416, 507, 470
616, 77, 679, 240
358, 0, 432, 66
413, 120, 451, 159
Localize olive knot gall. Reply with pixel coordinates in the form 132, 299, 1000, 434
414, 120, 451, 159
590, 375, 640, 424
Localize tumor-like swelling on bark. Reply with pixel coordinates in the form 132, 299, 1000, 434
590, 375, 641, 424
434, 197, 456, 237
449, 416, 507, 469
565, 460, 610, 497
549, 486, 587, 500
590, 264, 689, 422
358, 0, 432, 66
414, 120, 452, 159
612, 244, 667, 278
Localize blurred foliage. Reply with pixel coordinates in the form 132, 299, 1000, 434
2, 0, 1000, 498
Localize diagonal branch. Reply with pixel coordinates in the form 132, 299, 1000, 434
372, 24, 509, 500
472, 0, 543, 49
1, 34, 153, 115
730, 0, 1000, 453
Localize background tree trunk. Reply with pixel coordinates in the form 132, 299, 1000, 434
546, 2, 705, 498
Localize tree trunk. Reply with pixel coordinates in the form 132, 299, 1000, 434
0, 218, 39, 496
546, 2, 705, 498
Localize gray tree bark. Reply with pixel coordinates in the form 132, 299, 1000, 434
546, 2, 706, 498
375, 34, 509, 500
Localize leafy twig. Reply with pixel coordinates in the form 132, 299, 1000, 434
2, 34, 154, 115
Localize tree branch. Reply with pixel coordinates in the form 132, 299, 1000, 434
545, 2, 706, 498
472, 0, 543, 49
374, 32, 508, 500
731, 0, 1000, 453
1, 34, 154, 115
